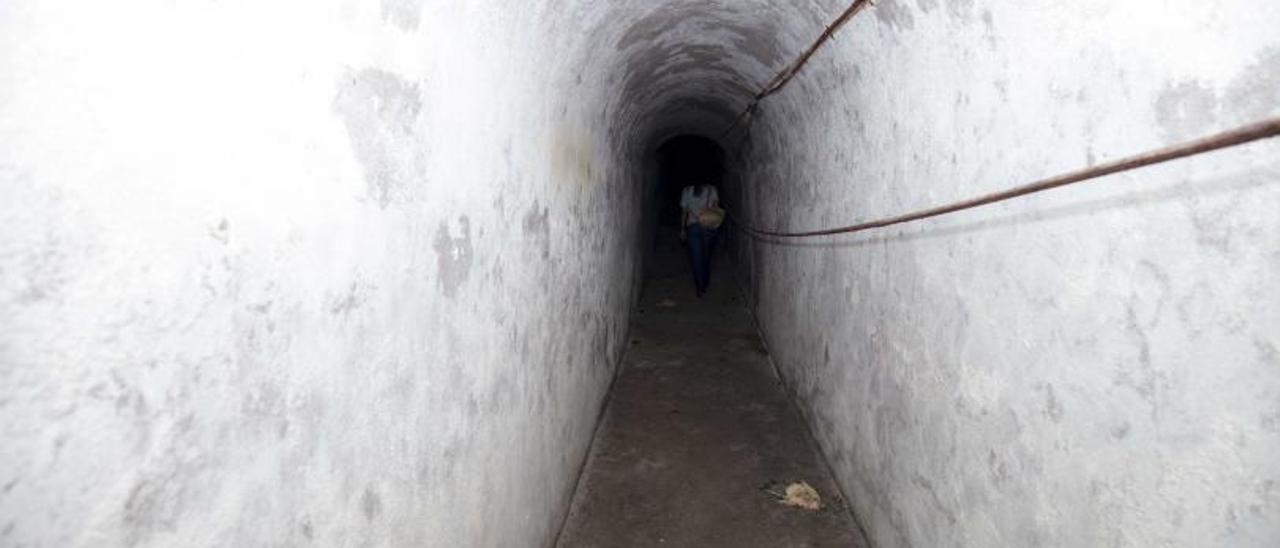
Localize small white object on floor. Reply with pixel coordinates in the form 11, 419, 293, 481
781, 481, 821, 510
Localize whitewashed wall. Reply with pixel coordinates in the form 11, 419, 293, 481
737, 1, 1280, 546
0, 1, 651, 545
3, 0, 1277, 546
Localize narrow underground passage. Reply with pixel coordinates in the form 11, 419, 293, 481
3, 1, 1277, 547
555, 136, 867, 546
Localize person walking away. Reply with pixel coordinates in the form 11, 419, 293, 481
679, 183, 720, 298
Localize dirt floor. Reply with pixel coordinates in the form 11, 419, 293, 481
555, 232, 868, 547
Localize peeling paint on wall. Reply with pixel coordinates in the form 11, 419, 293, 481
433, 217, 473, 298
522, 202, 551, 260
737, 1, 1280, 546
333, 68, 427, 208
1224, 48, 1280, 120
1, 1, 647, 546
1155, 80, 1219, 140
3, 0, 1275, 546
380, 0, 423, 32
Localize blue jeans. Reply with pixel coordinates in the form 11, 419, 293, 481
686, 223, 717, 295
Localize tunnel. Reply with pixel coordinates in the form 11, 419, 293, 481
2, 0, 1279, 546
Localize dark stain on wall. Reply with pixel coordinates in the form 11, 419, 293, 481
433, 216, 473, 298
1154, 80, 1218, 140
328, 282, 371, 317
122, 474, 183, 547
361, 486, 383, 521
1224, 47, 1280, 121
522, 202, 551, 259
874, 0, 916, 32
946, 0, 976, 20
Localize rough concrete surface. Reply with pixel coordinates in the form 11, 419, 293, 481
734, 1, 1280, 546
557, 233, 867, 548
2, 0, 1277, 546
1, 1, 649, 546
0, 1, 823, 545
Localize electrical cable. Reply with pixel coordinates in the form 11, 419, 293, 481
736, 116, 1280, 238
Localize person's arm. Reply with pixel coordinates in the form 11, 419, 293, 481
678, 187, 689, 241
679, 207, 688, 241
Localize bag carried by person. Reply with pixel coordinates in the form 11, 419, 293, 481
697, 206, 725, 229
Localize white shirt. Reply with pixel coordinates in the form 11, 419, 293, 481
679, 185, 719, 226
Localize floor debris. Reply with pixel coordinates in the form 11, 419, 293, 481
656, 298, 678, 307
762, 480, 822, 511
783, 481, 822, 510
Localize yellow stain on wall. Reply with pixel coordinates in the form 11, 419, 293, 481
551, 122, 595, 186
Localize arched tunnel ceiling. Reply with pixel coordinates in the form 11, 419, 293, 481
577, 0, 836, 151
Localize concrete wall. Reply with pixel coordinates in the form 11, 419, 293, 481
0, 1, 831, 543
4, 0, 1277, 546
736, 0, 1280, 546
0, 1, 649, 545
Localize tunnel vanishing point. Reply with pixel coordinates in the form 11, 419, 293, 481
2, 0, 1279, 546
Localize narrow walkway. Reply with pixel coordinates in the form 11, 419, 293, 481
557, 232, 867, 547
